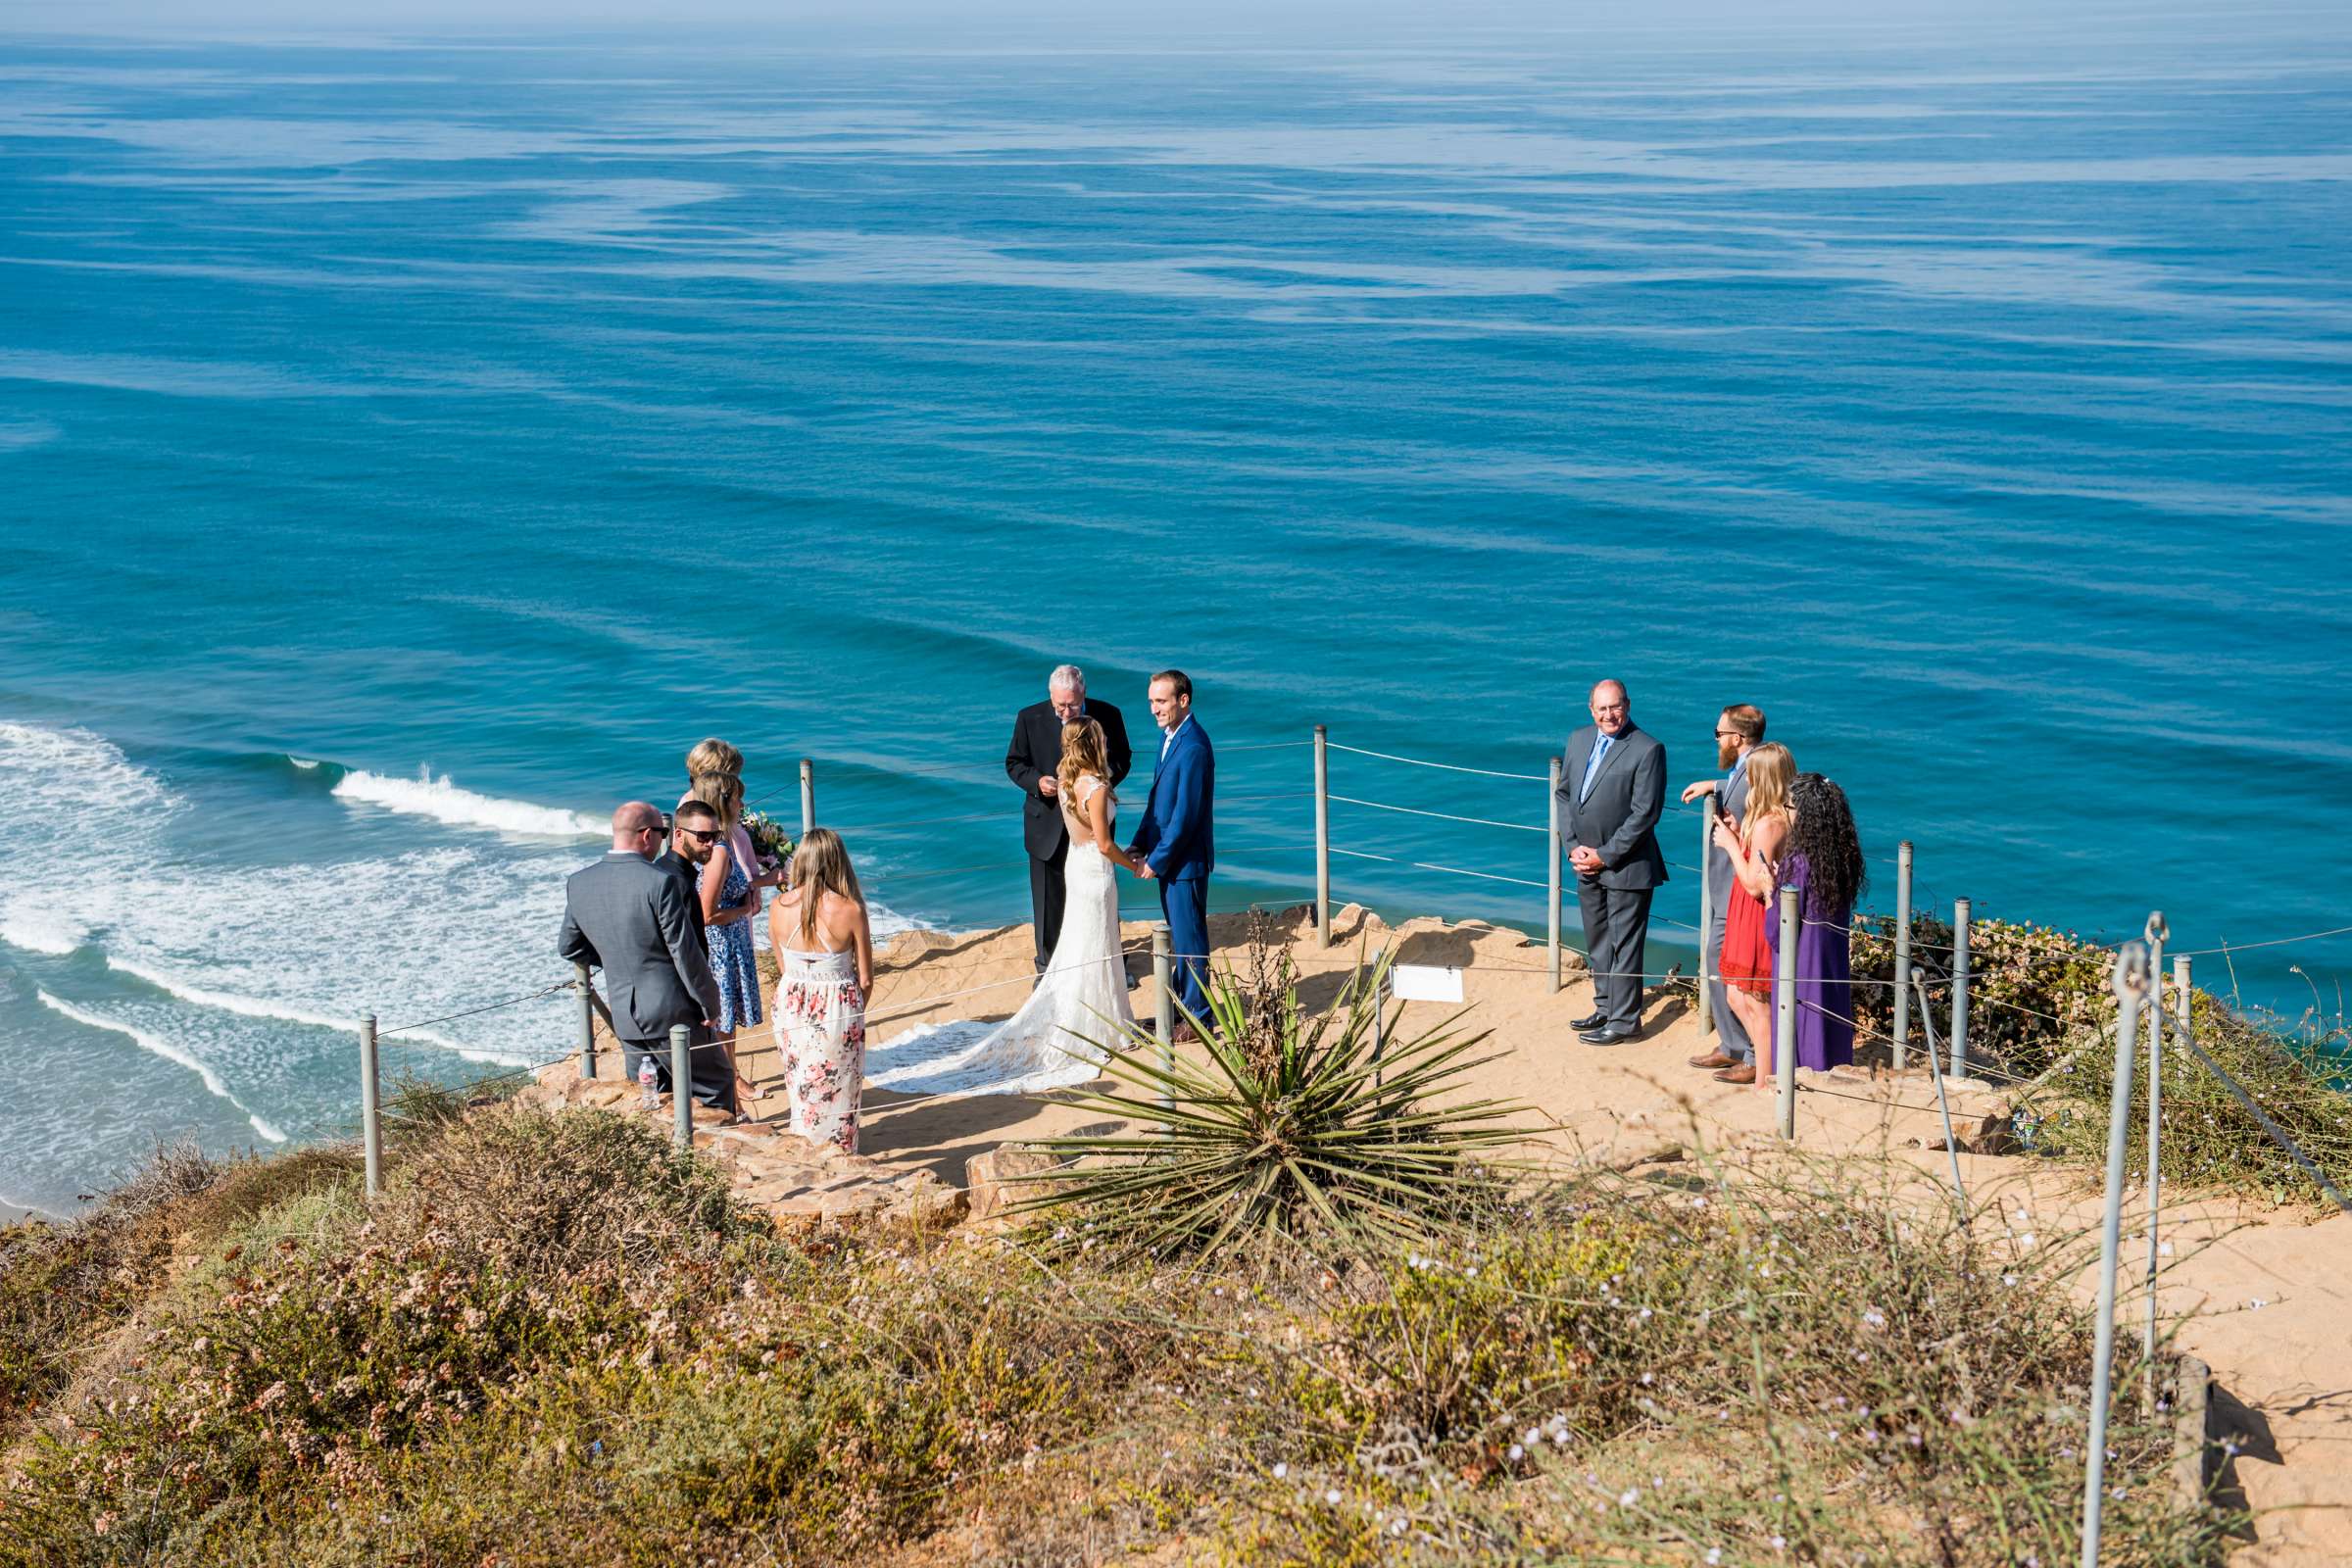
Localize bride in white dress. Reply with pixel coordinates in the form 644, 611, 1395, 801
867, 716, 1143, 1098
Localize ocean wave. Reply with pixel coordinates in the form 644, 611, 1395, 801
0, 907, 84, 956
38, 990, 288, 1143
104, 956, 359, 1033
332, 765, 602, 838
0, 721, 173, 811
101, 956, 518, 1065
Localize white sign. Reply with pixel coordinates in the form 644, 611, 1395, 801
1389, 963, 1465, 1004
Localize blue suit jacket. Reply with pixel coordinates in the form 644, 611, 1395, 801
1132, 718, 1214, 882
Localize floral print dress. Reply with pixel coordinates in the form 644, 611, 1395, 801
701, 852, 762, 1032
775, 945, 866, 1152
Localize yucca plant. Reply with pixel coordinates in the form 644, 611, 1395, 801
1017, 948, 1529, 1259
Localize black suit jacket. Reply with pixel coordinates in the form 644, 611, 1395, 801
1553, 721, 1669, 892
652, 850, 711, 947
1005, 698, 1133, 860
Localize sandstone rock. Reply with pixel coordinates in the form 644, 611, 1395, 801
964, 1147, 1067, 1222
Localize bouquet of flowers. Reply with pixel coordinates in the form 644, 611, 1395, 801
743, 809, 796, 874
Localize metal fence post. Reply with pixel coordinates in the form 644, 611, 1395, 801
2143, 911, 2168, 1404
1549, 756, 1565, 994
2174, 955, 2190, 1031
1949, 896, 1973, 1080
1890, 842, 1913, 1071
1694, 798, 1712, 1031
359, 1012, 382, 1199
572, 960, 598, 1080
1152, 922, 1175, 1110
2082, 942, 2150, 1568
1313, 725, 1331, 948
669, 1023, 692, 1150
798, 758, 815, 837
1775, 885, 1798, 1140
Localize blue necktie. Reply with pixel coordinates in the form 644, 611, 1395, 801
1580, 732, 1612, 802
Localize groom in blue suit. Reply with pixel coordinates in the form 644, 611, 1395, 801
1128, 668, 1215, 1028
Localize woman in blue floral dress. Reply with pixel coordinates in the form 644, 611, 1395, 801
684, 769, 762, 1109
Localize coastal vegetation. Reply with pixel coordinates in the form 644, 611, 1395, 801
1851, 915, 2352, 1203
0, 949, 2254, 1568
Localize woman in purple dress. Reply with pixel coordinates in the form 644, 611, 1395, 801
1764, 773, 1867, 1073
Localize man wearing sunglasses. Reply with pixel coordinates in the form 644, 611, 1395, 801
655, 800, 722, 947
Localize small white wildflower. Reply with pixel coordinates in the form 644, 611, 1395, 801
1272, 1463, 1288, 1480
1863, 1309, 1885, 1329
1508, 1445, 1525, 1461
1619, 1489, 1639, 1507
2159, 1241, 2174, 1257
1324, 1489, 1342, 1505
1772, 1535, 1788, 1551
1641, 1371, 1654, 1385
1706, 1551, 1722, 1565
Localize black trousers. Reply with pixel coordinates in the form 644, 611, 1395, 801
1576, 880, 1654, 1029
618, 1024, 735, 1112
1027, 839, 1069, 973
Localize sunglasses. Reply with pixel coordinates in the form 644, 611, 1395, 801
678, 827, 721, 845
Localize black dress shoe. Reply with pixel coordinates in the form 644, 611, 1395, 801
1579, 1023, 1641, 1046
1569, 1011, 1606, 1030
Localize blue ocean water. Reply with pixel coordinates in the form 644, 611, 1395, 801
3, 8, 2350, 1212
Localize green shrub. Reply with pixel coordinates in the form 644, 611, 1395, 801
0, 1142, 226, 1429
1853, 915, 2352, 1204
1280, 1213, 1662, 1461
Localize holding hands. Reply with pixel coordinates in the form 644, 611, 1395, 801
1568, 844, 1603, 877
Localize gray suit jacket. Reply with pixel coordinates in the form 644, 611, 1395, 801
559, 851, 721, 1041
1555, 722, 1668, 891
1706, 760, 1751, 918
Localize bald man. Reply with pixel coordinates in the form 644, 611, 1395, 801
1554, 680, 1668, 1045
559, 802, 733, 1109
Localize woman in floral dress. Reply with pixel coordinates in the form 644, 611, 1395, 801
767, 827, 874, 1153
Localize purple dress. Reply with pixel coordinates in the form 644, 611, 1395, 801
1763, 850, 1856, 1071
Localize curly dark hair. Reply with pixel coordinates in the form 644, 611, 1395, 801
1788, 773, 1866, 923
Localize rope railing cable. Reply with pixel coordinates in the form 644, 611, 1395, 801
1326, 794, 1548, 834
379, 980, 578, 1039
1325, 742, 1548, 783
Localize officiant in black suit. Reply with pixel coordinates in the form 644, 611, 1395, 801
1005, 663, 1134, 972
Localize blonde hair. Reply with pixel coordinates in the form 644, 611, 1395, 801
1055, 717, 1108, 806
685, 737, 743, 783
1743, 742, 1794, 827
684, 769, 742, 836
790, 827, 864, 949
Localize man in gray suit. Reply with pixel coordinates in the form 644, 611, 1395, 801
559, 801, 734, 1110
1683, 704, 1765, 1076
1555, 679, 1667, 1045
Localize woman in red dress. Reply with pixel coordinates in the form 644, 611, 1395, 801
1712, 742, 1792, 1086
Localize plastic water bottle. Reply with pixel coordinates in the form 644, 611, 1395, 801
638, 1054, 660, 1112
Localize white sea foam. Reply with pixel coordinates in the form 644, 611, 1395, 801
38, 990, 288, 1143
332, 765, 602, 838
0, 907, 82, 956
288, 756, 321, 770
104, 957, 359, 1035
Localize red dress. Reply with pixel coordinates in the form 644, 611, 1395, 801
1719, 826, 1773, 997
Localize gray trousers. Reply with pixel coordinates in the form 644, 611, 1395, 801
1576, 880, 1654, 1029
1707, 972, 1755, 1062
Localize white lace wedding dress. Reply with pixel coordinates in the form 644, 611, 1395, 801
866, 774, 1135, 1097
